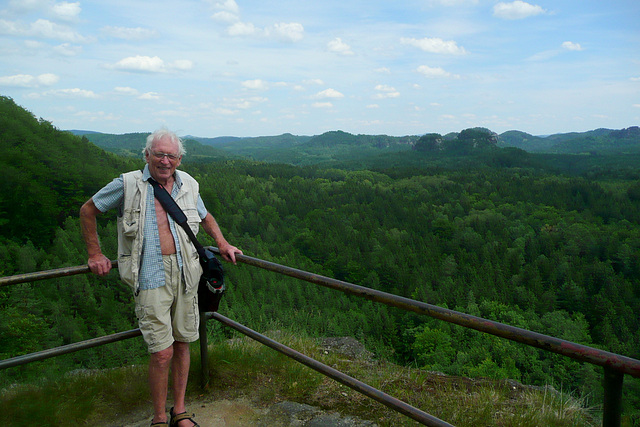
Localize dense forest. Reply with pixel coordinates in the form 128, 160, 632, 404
2, 95, 640, 420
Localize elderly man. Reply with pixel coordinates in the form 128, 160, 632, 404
80, 128, 242, 427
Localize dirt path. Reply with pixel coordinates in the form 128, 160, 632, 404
104, 397, 377, 427
106, 397, 264, 427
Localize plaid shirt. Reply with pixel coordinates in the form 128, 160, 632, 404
92, 165, 207, 290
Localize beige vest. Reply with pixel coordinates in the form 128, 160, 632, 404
117, 170, 203, 294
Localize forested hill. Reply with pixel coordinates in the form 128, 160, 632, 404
0, 96, 142, 244
73, 125, 640, 168
68, 130, 231, 162
499, 127, 640, 154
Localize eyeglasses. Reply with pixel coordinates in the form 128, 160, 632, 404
149, 150, 180, 161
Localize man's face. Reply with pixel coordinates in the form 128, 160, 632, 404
145, 135, 182, 183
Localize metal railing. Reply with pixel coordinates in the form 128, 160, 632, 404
2, 251, 640, 426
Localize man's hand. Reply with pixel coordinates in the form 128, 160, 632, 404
218, 243, 243, 264
88, 253, 112, 276
201, 212, 243, 264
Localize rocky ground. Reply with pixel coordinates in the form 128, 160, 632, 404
106, 398, 377, 427
102, 337, 380, 427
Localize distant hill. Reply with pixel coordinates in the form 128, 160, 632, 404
497, 127, 640, 154
87, 131, 418, 166
76, 132, 233, 162
184, 135, 241, 145
67, 129, 102, 136
73, 124, 640, 166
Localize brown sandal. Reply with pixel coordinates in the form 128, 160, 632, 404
170, 407, 199, 427
150, 422, 169, 427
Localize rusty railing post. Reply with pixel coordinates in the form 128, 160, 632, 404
602, 367, 623, 427
199, 312, 210, 389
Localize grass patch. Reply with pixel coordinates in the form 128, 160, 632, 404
0, 365, 149, 426
0, 329, 599, 426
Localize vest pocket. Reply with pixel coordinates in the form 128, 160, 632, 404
122, 208, 141, 237
183, 207, 201, 235
117, 254, 136, 290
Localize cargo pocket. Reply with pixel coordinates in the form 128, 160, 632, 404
122, 208, 141, 237
184, 207, 201, 235
117, 207, 141, 290
117, 254, 135, 289
135, 303, 158, 351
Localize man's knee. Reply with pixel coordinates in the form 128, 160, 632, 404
151, 345, 174, 367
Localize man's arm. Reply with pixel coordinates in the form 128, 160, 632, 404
201, 212, 242, 264
80, 198, 113, 276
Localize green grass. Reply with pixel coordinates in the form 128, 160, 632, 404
0, 329, 600, 426
0, 365, 149, 426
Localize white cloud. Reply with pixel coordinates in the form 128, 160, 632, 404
225, 21, 303, 42
268, 22, 304, 42
171, 59, 194, 70
227, 21, 258, 37
37, 73, 59, 85
313, 102, 333, 108
53, 42, 81, 56
214, 0, 239, 14
327, 37, 354, 56
24, 40, 44, 49
0, 19, 21, 35
139, 92, 161, 100
51, 2, 81, 22
7, 0, 46, 14
30, 18, 86, 42
212, 11, 238, 23
114, 86, 139, 96
493, 1, 545, 20
44, 88, 99, 98
562, 41, 583, 51
401, 37, 467, 55
7, 0, 81, 22
242, 79, 269, 90
304, 79, 324, 85
111, 56, 192, 73
113, 55, 165, 72
417, 65, 459, 78
101, 26, 157, 40
0, 18, 86, 42
375, 67, 391, 74
373, 84, 400, 99
0, 73, 59, 87
314, 88, 344, 99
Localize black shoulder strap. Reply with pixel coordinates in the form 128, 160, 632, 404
148, 177, 205, 257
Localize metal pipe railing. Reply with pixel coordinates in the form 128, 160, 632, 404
231, 252, 640, 380
0, 263, 100, 287
0, 328, 141, 370
208, 311, 454, 427
2, 253, 640, 426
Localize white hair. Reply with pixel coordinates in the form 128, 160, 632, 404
142, 127, 186, 157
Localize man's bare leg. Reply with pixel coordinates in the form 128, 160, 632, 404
149, 345, 173, 423
171, 341, 196, 426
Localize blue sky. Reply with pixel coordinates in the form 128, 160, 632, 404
1, 0, 638, 138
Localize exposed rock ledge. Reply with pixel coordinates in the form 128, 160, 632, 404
107, 397, 377, 427
103, 337, 378, 427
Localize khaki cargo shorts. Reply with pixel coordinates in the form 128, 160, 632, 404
134, 254, 200, 353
